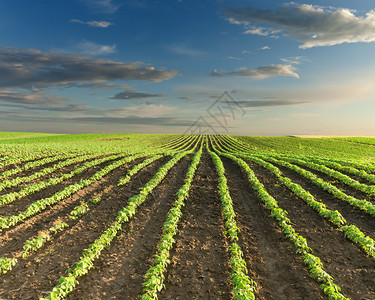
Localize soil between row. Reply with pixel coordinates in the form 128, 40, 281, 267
0, 149, 374, 299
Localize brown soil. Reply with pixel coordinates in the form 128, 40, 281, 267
221, 157, 324, 300
274, 164, 375, 241
0, 147, 374, 300
0, 157, 147, 258
249, 160, 375, 299
0, 157, 69, 181
0, 156, 169, 299
67, 156, 191, 299
159, 153, 232, 300
0, 156, 119, 217
290, 162, 375, 204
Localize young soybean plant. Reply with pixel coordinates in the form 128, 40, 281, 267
208, 148, 257, 300
141, 146, 202, 299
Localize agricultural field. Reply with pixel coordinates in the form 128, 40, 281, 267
0, 133, 374, 300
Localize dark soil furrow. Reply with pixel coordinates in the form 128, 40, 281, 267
0, 156, 103, 197
0, 155, 78, 182
274, 163, 375, 241
0, 155, 53, 174
67, 156, 191, 299
159, 153, 232, 300
0, 156, 117, 217
249, 160, 375, 300
0, 157, 147, 258
222, 156, 324, 300
290, 162, 375, 204
0, 156, 170, 299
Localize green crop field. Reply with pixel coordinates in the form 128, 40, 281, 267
0, 133, 374, 299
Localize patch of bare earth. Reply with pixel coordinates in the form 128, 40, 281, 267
249, 161, 375, 299
0, 156, 169, 299
222, 157, 324, 300
68, 156, 191, 299
159, 152, 232, 300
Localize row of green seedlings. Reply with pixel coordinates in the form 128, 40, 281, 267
41, 152, 188, 300
213, 135, 375, 218
0, 153, 148, 232
0, 153, 120, 206
23, 196, 100, 259
179, 135, 203, 153
157, 135, 191, 151
141, 146, 202, 299
0, 152, 79, 181
208, 140, 349, 299
0, 197, 101, 276
220, 152, 349, 299
161, 135, 200, 153
218, 134, 375, 174
156, 135, 189, 151
243, 155, 375, 258
217, 135, 253, 153
0, 152, 91, 193
270, 155, 375, 197
215, 135, 249, 154
118, 155, 164, 186
208, 148, 257, 299
256, 154, 375, 218
215, 134, 375, 216
271, 153, 375, 185
170, 135, 202, 153
0, 150, 62, 170
212, 137, 375, 256
1, 152, 167, 275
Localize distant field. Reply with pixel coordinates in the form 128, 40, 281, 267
0, 132, 374, 299
237, 135, 375, 161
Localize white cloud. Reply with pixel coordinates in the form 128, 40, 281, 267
76, 41, 116, 55
260, 46, 271, 50
243, 26, 280, 37
70, 19, 113, 28
211, 64, 300, 79
280, 56, 307, 65
226, 3, 375, 48
227, 56, 241, 60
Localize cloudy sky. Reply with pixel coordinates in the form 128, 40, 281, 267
1, 0, 375, 135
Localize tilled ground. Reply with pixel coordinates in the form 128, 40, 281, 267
0, 149, 374, 299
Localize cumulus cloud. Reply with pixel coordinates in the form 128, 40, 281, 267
211, 64, 299, 79
110, 89, 164, 100
70, 19, 113, 28
243, 26, 280, 37
0, 46, 179, 89
226, 3, 375, 48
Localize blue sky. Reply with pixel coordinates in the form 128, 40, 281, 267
1, 0, 375, 135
